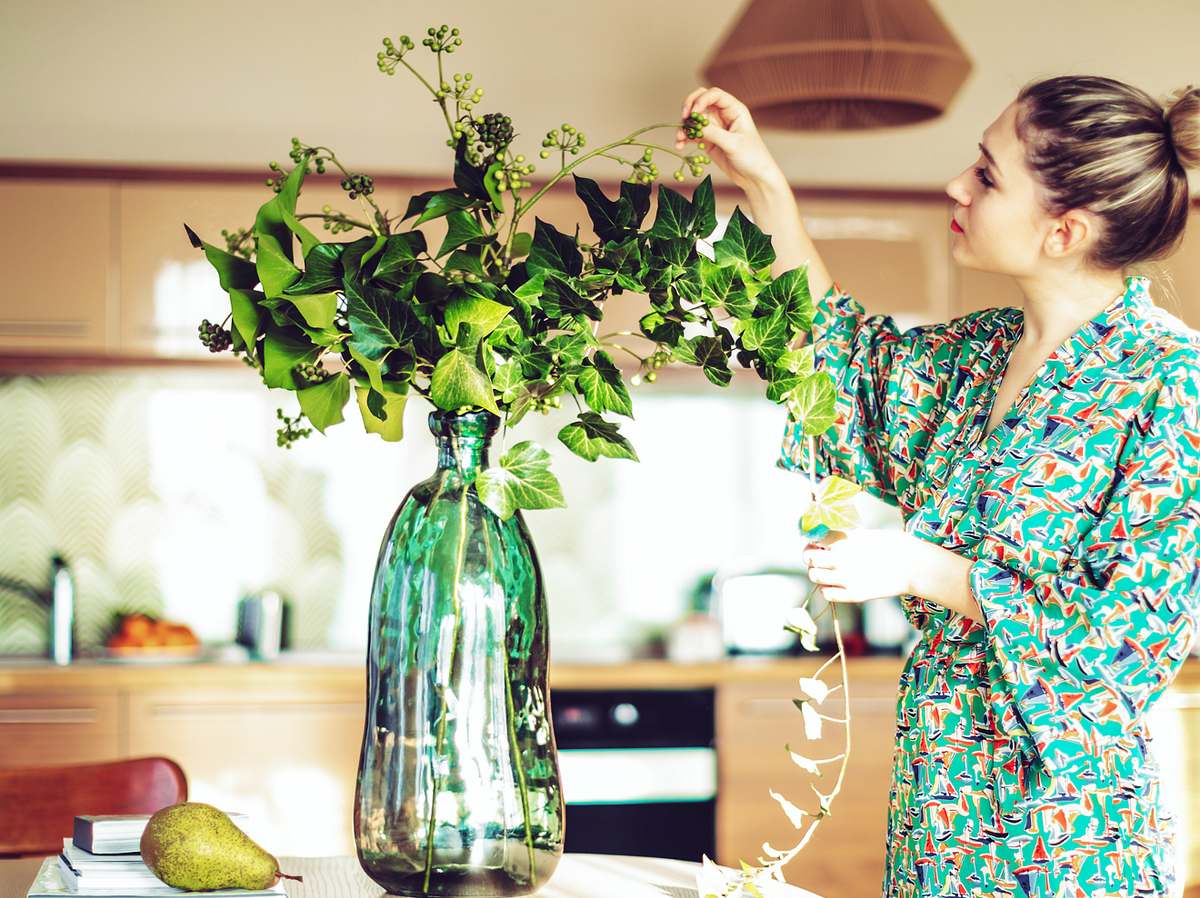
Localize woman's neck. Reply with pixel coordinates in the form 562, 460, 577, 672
1013, 266, 1128, 348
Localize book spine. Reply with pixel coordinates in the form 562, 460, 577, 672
70, 818, 94, 854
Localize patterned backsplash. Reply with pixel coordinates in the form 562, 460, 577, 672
0, 368, 879, 657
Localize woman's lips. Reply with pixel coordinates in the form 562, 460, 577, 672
950, 218, 964, 234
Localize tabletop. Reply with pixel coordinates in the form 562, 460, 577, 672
1, 854, 823, 898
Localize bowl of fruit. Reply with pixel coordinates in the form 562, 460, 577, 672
105, 613, 202, 661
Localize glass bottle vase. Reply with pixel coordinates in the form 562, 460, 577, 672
354, 409, 564, 897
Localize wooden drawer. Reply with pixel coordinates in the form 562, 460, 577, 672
0, 690, 121, 766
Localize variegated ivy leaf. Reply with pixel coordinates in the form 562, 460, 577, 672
786, 371, 836, 437
476, 440, 566, 520
784, 606, 818, 652
811, 784, 834, 817
768, 789, 808, 829
779, 345, 814, 376
785, 745, 821, 776
696, 855, 735, 898
795, 699, 823, 740
800, 475, 862, 533
798, 676, 831, 704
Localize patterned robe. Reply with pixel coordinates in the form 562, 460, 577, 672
779, 274, 1200, 897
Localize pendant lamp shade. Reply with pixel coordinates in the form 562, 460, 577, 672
701, 0, 972, 131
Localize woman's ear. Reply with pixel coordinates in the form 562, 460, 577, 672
1044, 208, 1100, 259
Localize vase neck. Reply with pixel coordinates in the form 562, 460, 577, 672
429, 410, 498, 478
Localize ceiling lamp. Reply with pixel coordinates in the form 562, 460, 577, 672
701, 0, 973, 131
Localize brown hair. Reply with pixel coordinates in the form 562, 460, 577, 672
1014, 75, 1200, 271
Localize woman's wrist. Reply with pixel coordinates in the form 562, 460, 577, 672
905, 536, 984, 624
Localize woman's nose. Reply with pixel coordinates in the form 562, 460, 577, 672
945, 172, 970, 206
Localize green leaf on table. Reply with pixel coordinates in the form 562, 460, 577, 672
578, 351, 632, 417
788, 372, 837, 437
647, 184, 695, 240
373, 232, 427, 284
403, 188, 475, 226
287, 242, 345, 294
476, 441, 566, 520
354, 382, 407, 441
430, 348, 500, 415
437, 210, 488, 257
262, 330, 319, 389
713, 207, 775, 279
801, 475, 862, 534
558, 412, 638, 462
445, 296, 511, 342
527, 217, 583, 279
297, 372, 350, 433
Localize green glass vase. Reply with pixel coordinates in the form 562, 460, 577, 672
354, 409, 564, 897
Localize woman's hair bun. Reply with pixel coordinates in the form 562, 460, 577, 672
1163, 85, 1200, 170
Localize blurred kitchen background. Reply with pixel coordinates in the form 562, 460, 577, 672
3, 2, 1200, 896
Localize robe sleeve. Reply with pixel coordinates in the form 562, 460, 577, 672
970, 353, 1200, 778
777, 282, 994, 510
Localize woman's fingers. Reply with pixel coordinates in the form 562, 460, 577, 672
693, 88, 749, 128
681, 86, 710, 119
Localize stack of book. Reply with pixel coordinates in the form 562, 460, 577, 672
25, 813, 290, 897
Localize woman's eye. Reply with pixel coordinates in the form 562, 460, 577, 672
974, 166, 994, 189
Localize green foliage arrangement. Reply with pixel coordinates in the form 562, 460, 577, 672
184, 21, 868, 895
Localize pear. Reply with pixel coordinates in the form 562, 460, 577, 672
140, 802, 303, 892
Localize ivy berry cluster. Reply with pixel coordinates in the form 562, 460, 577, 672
293, 362, 332, 388
197, 319, 232, 353
340, 173, 374, 199
275, 409, 312, 449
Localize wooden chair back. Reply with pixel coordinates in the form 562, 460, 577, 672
0, 756, 187, 857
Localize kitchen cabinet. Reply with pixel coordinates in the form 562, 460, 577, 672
0, 181, 115, 354
0, 688, 120, 766
716, 661, 904, 897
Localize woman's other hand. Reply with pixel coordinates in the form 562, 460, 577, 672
676, 86, 785, 194
801, 530, 921, 604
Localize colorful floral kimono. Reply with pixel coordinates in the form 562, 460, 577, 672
779, 274, 1200, 896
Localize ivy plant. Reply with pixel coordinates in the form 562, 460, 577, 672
184, 21, 869, 893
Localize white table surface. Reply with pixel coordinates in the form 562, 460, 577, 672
2, 854, 823, 898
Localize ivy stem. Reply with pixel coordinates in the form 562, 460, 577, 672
421, 465, 468, 893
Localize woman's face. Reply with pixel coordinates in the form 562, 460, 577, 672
944, 101, 1054, 277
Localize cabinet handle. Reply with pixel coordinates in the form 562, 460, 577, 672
0, 708, 97, 724
0, 320, 91, 336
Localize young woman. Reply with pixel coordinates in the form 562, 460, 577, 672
676, 77, 1200, 896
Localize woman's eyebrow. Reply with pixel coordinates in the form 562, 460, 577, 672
978, 141, 1002, 181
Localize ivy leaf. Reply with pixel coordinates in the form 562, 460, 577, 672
297, 373, 350, 433
286, 242, 345, 294
713, 207, 775, 279
373, 231, 427, 284
227, 289, 264, 353
796, 699, 823, 740
781, 345, 815, 376
453, 134, 491, 205
639, 310, 684, 345
578, 351, 633, 417
787, 371, 837, 437
254, 232, 300, 299
483, 161, 506, 213
437, 210, 488, 257
262, 330, 319, 389
688, 335, 731, 387
510, 231, 533, 258
768, 790, 809, 829
445, 247, 487, 278
541, 274, 600, 322
647, 183, 695, 239
740, 310, 789, 355
690, 175, 717, 240
558, 412, 638, 462
476, 441, 567, 520
183, 224, 259, 291
354, 382, 407, 441
784, 606, 819, 652
801, 475, 862, 533
527, 217, 583, 279
342, 234, 388, 282
755, 266, 814, 333
344, 277, 413, 360
698, 256, 740, 310
279, 292, 337, 330
403, 188, 474, 226
444, 295, 511, 342
798, 677, 832, 704
621, 180, 652, 228
430, 348, 500, 415
766, 367, 803, 403
785, 745, 822, 776
573, 174, 637, 243
492, 358, 524, 404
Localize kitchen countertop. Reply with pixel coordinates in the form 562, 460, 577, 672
2, 651, 1200, 693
